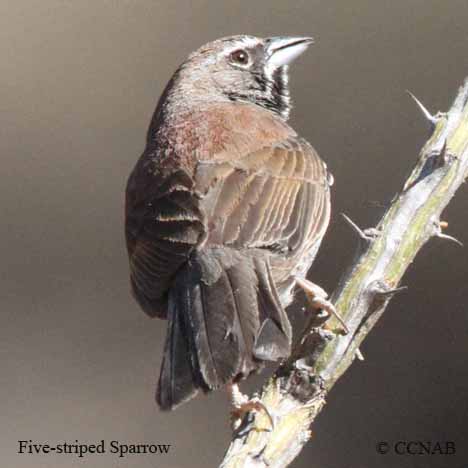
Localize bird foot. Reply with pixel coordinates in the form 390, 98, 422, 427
295, 276, 349, 335
227, 384, 274, 432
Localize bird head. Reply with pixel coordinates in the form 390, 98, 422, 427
164, 35, 314, 121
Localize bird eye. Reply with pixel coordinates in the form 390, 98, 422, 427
229, 49, 249, 66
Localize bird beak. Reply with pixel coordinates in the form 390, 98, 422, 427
266, 36, 314, 68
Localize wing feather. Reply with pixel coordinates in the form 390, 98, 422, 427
195, 136, 331, 285
126, 136, 331, 318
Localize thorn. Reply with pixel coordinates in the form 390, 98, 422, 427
355, 348, 365, 361
436, 232, 464, 247
441, 139, 447, 155
435, 139, 449, 166
376, 285, 408, 297
301, 429, 312, 443
432, 218, 463, 247
406, 90, 438, 126
369, 280, 408, 298
341, 213, 380, 241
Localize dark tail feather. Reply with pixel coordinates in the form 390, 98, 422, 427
156, 291, 198, 410
156, 247, 292, 410
252, 256, 292, 361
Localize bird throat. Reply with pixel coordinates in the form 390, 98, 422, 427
225, 66, 291, 120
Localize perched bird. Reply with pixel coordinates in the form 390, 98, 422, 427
125, 35, 335, 413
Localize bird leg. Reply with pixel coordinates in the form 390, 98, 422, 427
295, 276, 349, 335
227, 383, 274, 431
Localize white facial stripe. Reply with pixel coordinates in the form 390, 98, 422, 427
264, 61, 289, 81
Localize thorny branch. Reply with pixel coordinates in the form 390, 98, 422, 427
219, 78, 468, 468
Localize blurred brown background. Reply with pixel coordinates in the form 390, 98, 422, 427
1, 1, 467, 467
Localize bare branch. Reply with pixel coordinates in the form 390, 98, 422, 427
219, 78, 468, 468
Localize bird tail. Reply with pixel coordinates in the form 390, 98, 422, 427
156, 247, 292, 410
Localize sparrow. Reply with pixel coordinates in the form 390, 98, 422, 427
125, 35, 336, 413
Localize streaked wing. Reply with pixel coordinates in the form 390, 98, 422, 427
195, 137, 331, 264
125, 167, 205, 318
126, 136, 331, 318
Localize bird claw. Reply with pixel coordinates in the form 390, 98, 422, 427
295, 276, 349, 335
230, 398, 274, 432
228, 384, 274, 432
